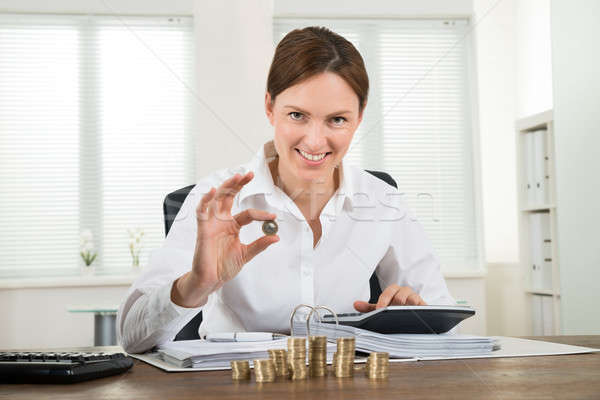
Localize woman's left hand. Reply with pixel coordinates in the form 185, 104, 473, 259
353, 284, 427, 313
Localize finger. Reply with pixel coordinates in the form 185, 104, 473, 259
219, 171, 254, 214
392, 287, 414, 305
243, 235, 279, 262
196, 187, 216, 221
405, 292, 423, 306
375, 284, 401, 309
233, 208, 277, 227
353, 300, 376, 313
214, 174, 242, 203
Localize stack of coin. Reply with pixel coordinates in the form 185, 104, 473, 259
253, 359, 276, 382
230, 360, 251, 380
308, 335, 328, 377
287, 337, 308, 380
267, 349, 288, 378
333, 337, 355, 377
365, 352, 389, 379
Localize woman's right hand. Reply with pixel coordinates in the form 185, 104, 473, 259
171, 171, 279, 308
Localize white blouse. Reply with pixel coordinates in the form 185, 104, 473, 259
117, 140, 455, 353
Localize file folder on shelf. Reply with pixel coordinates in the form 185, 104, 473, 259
524, 132, 536, 206
540, 212, 553, 290
533, 129, 549, 205
529, 212, 552, 291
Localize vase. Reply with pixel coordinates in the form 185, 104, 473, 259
80, 264, 95, 276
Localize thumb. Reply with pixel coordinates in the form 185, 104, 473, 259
244, 235, 279, 263
353, 300, 376, 313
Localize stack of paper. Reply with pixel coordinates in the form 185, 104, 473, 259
293, 322, 500, 358
157, 337, 337, 368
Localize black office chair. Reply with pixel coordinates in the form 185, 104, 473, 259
164, 169, 398, 341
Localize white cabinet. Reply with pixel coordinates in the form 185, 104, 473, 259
516, 109, 560, 335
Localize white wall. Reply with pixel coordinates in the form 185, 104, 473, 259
551, 0, 600, 334
516, 0, 553, 118
0, 283, 130, 349
192, 0, 274, 179
274, 0, 472, 18
472, 0, 518, 264
485, 262, 528, 336
447, 276, 487, 335
0, 0, 194, 15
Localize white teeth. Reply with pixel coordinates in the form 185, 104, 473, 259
298, 149, 326, 161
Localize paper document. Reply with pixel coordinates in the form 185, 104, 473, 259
156, 337, 336, 368
293, 322, 500, 358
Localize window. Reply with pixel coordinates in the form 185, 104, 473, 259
274, 19, 482, 271
0, 14, 194, 277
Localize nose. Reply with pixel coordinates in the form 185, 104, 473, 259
303, 121, 328, 152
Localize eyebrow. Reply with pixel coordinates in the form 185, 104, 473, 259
283, 105, 352, 117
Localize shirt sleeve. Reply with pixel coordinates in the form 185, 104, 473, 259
116, 184, 207, 354
375, 201, 456, 307
116, 165, 250, 353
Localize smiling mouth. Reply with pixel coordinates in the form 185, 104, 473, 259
295, 148, 332, 162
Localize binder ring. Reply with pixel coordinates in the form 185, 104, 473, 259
289, 304, 318, 336
307, 305, 339, 337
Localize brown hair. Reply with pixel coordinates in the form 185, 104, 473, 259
266, 26, 369, 114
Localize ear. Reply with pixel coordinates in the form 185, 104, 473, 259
265, 92, 275, 126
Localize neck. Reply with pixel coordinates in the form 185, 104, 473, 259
269, 157, 339, 220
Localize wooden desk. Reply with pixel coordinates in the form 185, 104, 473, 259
2, 336, 599, 399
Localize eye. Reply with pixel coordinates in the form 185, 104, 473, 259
289, 111, 303, 121
331, 116, 347, 126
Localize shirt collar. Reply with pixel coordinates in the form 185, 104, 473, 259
238, 139, 355, 214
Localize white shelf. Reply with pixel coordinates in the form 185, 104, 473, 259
515, 109, 553, 132
516, 109, 561, 336
520, 204, 556, 212
0, 274, 138, 289
525, 289, 558, 296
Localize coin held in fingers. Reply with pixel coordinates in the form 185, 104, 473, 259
262, 220, 278, 236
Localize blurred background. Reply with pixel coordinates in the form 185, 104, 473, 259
0, 0, 598, 348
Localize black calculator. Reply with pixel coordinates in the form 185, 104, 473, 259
0, 351, 133, 384
321, 305, 475, 334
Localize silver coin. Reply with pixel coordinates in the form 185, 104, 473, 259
262, 220, 278, 235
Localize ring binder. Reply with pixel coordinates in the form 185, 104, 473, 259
289, 304, 339, 337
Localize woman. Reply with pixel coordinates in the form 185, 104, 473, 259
117, 26, 455, 354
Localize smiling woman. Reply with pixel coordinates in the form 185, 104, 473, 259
264, 27, 370, 242
117, 26, 455, 354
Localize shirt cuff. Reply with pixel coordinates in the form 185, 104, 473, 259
159, 279, 204, 318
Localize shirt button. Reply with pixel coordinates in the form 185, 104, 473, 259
303, 270, 310, 277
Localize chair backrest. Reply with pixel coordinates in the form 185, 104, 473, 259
163, 170, 397, 341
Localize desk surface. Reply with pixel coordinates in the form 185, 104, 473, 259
2, 336, 599, 399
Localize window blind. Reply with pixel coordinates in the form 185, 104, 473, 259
0, 14, 194, 277
274, 19, 481, 270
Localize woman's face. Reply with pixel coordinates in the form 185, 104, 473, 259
265, 72, 364, 185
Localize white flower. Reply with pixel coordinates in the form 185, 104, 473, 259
82, 241, 95, 253
80, 229, 93, 242
127, 227, 145, 254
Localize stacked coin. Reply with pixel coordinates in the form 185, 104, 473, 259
287, 337, 308, 380
230, 360, 251, 380
365, 352, 389, 379
333, 337, 355, 377
267, 349, 288, 378
308, 335, 328, 377
253, 359, 276, 382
